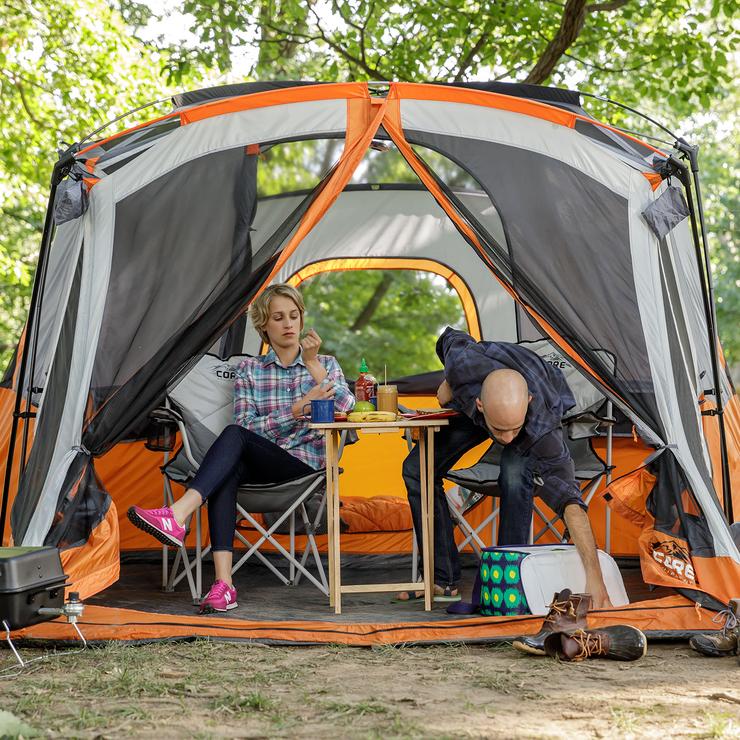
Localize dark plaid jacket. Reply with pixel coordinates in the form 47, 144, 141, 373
437, 327, 586, 515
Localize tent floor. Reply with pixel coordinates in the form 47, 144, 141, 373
89, 552, 670, 624
15, 554, 705, 646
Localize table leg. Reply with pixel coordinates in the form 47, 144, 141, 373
427, 427, 436, 605
418, 430, 432, 611
324, 430, 335, 608
331, 429, 342, 615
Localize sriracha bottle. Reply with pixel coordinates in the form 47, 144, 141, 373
355, 358, 377, 402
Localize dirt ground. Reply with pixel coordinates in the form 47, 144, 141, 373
0, 639, 738, 739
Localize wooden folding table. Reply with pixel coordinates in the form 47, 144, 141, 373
310, 418, 448, 614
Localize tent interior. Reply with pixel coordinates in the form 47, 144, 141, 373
4, 82, 739, 646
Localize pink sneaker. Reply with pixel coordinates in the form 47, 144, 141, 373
127, 505, 186, 547
200, 580, 238, 613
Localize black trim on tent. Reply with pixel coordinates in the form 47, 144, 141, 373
171, 80, 328, 109
172, 80, 583, 112
430, 80, 584, 112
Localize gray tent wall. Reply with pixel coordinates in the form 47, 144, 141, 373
5, 82, 737, 571
20, 219, 85, 409
16, 96, 351, 544
240, 188, 516, 347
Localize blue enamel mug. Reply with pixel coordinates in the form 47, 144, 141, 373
303, 399, 335, 423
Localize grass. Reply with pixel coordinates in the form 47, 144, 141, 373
324, 699, 390, 717
703, 711, 740, 739
610, 707, 639, 735
211, 689, 275, 714
1, 641, 739, 738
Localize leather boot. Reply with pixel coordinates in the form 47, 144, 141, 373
690, 598, 740, 658
512, 589, 592, 656
544, 625, 647, 662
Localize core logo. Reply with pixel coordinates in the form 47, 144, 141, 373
213, 363, 237, 380
542, 351, 571, 371
650, 539, 696, 584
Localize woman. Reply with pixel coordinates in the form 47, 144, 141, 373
128, 284, 355, 612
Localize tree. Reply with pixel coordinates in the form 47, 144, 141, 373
163, 0, 735, 122
1, 0, 737, 372
301, 269, 466, 378
0, 0, 173, 366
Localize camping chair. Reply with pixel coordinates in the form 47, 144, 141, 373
444, 427, 613, 558
148, 354, 350, 603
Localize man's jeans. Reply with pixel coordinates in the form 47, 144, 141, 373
403, 414, 535, 587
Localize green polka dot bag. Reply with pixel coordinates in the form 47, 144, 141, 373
449, 547, 530, 616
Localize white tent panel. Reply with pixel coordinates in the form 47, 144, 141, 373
628, 171, 739, 562
23, 180, 117, 544
111, 98, 350, 203
28, 218, 85, 404
400, 99, 634, 199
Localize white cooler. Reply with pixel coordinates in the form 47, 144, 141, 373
495, 544, 629, 615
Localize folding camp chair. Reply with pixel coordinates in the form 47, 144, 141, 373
148, 354, 349, 603
444, 424, 614, 559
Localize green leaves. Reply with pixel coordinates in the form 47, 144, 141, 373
301, 269, 466, 378
0, 0, 167, 367
0, 0, 737, 375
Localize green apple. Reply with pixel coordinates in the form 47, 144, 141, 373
352, 401, 375, 412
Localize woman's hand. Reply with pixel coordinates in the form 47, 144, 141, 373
300, 328, 322, 364
291, 380, 335, 419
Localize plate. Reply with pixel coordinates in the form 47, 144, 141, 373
399, 410, 459, 421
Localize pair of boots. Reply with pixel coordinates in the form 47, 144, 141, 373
512, 589, 647, 662
689, 598, 740, 664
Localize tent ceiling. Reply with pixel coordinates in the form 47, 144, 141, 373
242, 188, 516, 355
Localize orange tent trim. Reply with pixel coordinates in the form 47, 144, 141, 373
10, 595, 714, 646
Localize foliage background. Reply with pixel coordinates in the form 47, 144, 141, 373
0, 0, 737, 377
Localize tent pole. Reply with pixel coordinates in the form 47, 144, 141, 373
674, 143, 734, 523
0, 147, 76, 541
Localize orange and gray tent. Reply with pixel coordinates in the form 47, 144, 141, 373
1, 80, 739, 644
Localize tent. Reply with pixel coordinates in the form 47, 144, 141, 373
2, 80, 739, 645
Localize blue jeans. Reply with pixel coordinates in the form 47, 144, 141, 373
189, 424, 313, 551
403, 414, 534, 587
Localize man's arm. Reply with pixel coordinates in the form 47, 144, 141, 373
437, 379, 453, 407
563, 504, 612, 609
532, 428, 612, 610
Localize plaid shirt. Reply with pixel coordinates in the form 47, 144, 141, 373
437, 327, 586, 515
233, 349, 355, 470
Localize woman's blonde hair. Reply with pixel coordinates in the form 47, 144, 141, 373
250, 283, 305, 344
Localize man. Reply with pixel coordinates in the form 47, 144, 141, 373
401, 327, 612, 608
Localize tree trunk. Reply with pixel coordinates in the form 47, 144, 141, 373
524, 0, 589, 84
350, 273, 395, 332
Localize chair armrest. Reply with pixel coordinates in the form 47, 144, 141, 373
151, 406, 200, 470
565, 412, 616, 426
149, 406, 183, 425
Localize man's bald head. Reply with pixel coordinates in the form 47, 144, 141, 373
475, 369, 531, 444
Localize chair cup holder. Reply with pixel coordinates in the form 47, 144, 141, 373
145, 420, 178, 452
